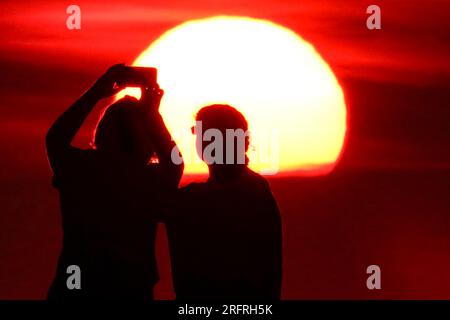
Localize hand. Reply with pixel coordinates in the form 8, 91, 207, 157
87, 64, 126, 100
141, 85, 164, 113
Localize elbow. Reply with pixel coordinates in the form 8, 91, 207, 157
177, 161, 185, 176
45, 124, 62, 154
45, 127, 56, 153
173, 161, 184, 186
170, 147, 184, 182
45, 124, 65, 156
171, 160, 184, 187
45, 128, 58, 171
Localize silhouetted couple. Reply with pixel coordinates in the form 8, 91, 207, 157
46, 65, 282, 300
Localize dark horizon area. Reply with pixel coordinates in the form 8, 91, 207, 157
1, 167, 449, 299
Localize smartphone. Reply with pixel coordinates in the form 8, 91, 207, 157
117, 66, 157, 88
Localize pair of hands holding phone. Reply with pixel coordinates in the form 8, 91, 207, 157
87, 64, 164, 112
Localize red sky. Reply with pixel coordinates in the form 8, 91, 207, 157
1, 0, 449, 170
1, 0, 449, 82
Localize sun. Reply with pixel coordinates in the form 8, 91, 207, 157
119, 16, 347, 177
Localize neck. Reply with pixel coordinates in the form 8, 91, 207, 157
208, 164, 247, 183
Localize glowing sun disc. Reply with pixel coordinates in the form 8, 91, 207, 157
119, 16, 347, 176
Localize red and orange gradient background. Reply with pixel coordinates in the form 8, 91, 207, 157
0, 0, 449, 299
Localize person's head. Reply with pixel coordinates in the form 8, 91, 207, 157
194, 104, 250, 170
93, 96, 154, 163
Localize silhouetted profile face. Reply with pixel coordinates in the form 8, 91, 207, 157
194, 104, 249, 170
94, 96, 154, 164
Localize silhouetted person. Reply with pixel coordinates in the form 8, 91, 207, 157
166, 104, 282, 300
46, 65, 182, 300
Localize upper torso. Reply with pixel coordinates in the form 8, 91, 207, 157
51, 149, 165, 295
166, 167, 282, 299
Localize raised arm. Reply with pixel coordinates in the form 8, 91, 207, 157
46, 64, 125, 171
140, 86, 184, 188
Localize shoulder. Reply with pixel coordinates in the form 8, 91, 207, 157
244, 168, 271, 190
67, 148, 99, 169
178, 182, 207, 194
174, 182, 211, 202
59, 148, 97, 165
79, 148, 97, 160
51, 149, 97, 188
165, 182, 207, 222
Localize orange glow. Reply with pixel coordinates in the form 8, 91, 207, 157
119, 16, 347, 176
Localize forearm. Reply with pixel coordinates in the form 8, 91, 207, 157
149, 113, 176, 162
140, 87, 184, 184
46, 90, 98, 152
149, 112, 184, 183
